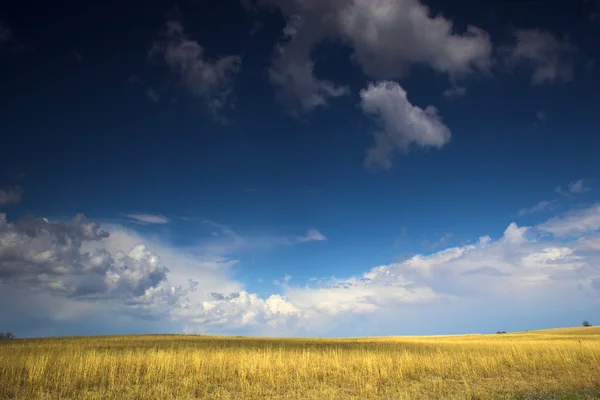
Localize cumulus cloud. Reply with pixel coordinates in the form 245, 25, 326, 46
504, 29, 578, 85
0, 213, 172, 300
0, 213, 243, 333
178, 207, 600, 335
149, 20, 241, 114
175, 291, 305, 333
0, 186, 23, 205
259, 0, 492, 114
360, 81, 451, 169
126, 213, 170, 224
517, 200, 554, 216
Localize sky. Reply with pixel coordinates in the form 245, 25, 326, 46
0, 0, 599, 338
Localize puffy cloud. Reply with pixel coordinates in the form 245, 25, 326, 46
149, 20, 241, 114
260, 0, 492, 114
360, 81, 451, 169
174, 291, 306, 333
517, 200, 554, 216
126, 213, 170, 224
0, 186, 23, 205
504, 29, 578, 85
336, 0, 492, 78
537, 204, 600, 237
0, 214, 172, 300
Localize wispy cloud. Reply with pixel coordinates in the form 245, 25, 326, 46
442, 85, 466, 99
273, 274, 292, 286
295, 229, 327, 243
568, 179, 591, 194
517, 200, 554, 216
148, 19, 241, 117
0, 186, 23, 205
535, 110, 546, 124
145, 87, 160, 103
503, 29, 578, 85
556, 179, 592, 197
197, 221, 326, 257
0, 20, 13, 44
126, 213, 170, 224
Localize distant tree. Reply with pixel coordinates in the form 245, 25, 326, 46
496, 331, 507, 334
0, 332, 15, 340
582, 320, 592, 327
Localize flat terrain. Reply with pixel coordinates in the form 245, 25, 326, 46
1, 327, 599, 399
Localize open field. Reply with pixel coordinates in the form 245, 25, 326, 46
1, 327, 599, 399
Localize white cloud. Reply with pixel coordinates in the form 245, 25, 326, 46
149, 20, 241, 115
0, 186, 23, 205
126, 213, 170, 224
517, 200, 554, 216
537, 204, 600, 237
504, 29, 578, 85
180, 208, 600, 335
360, 81, 451, 169
260, 0, 492, 114
174, 291, 306, 333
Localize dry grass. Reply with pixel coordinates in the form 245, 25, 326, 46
1, 327, 599, 399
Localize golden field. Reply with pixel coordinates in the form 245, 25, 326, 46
0, 327, 599, 399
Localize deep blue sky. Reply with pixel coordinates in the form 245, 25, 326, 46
0, 0, 599, 337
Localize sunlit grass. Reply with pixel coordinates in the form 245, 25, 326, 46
1, 327, 599, 399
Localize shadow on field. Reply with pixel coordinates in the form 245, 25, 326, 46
505, 388, 600, 400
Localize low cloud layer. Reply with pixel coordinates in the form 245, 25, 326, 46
2, 204, 599, 337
